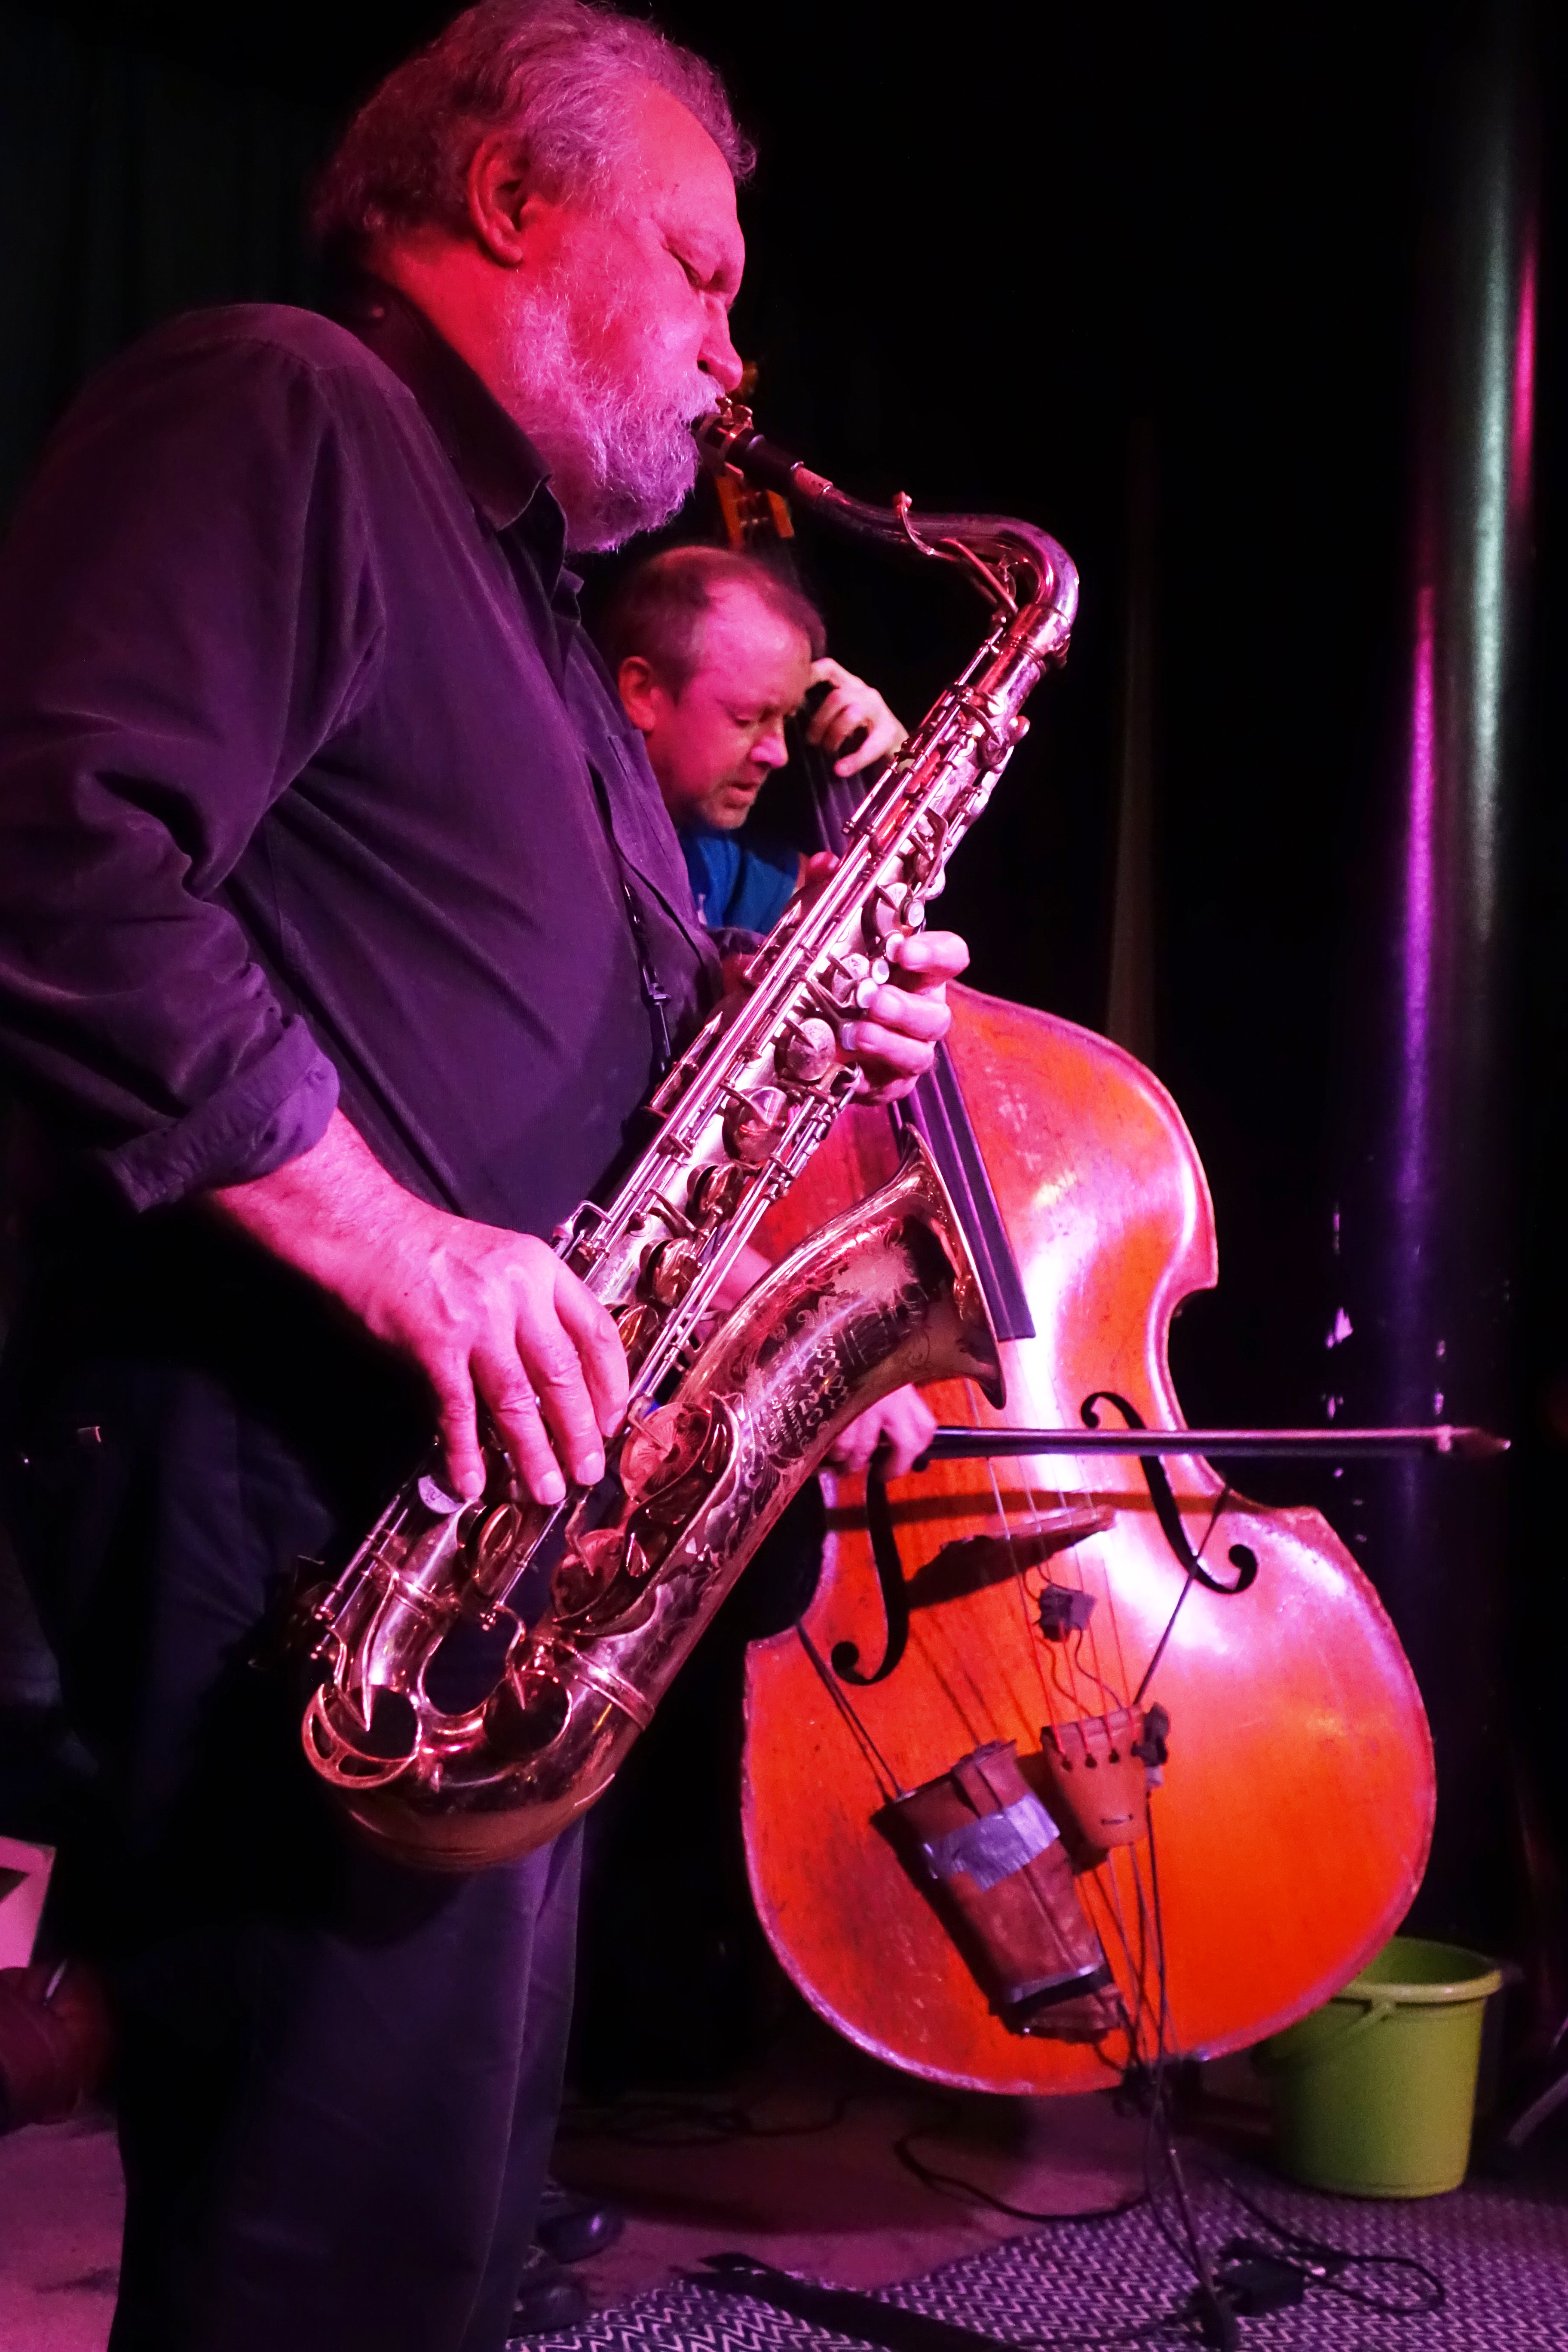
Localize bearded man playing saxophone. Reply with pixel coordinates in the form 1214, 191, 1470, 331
0, 5, 966, 2347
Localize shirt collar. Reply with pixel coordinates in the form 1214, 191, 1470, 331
337, 274, 557, 541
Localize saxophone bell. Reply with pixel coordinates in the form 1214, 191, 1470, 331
308, 1132, 1004, 1871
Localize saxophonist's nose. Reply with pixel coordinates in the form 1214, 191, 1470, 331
702, 320, 744, 397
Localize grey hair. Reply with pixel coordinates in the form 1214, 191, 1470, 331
312, 0, 753, 260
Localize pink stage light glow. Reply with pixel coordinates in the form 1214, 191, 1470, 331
1399, 576, 1437, 1201
1509, 233, 1536, 528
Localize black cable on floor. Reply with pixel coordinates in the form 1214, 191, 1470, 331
1196, 2156, 1446, 2320
884, 1792, 1446, 2349
568, 1843, 1447, 2346
892, 2093, 1147, 2226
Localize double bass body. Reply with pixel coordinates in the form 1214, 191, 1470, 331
742, 983, 1436, 2093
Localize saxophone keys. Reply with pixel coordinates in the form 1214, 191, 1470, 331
863, 880, 925, 950
465, 1503, 524, 1579
829, 951, 889, 1014
620, 1402, 714, 1501
775, 1017, 837, 1086
688, 1160, 750, 1222
552, 1529, 627, 1617
722, 1086, 788, 1164
613, 1300, 663, 1368
643, 1236, 704, 1306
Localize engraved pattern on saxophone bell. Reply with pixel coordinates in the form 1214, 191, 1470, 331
295, 416, 1074, 1869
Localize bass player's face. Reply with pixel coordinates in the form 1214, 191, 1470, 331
633, 585, 816, 833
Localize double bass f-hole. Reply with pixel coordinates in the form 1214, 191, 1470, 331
1080, 1392, 1259, 1599
827, 1394, 1261, 1702
829, 1463, 910, 1688
1078, 1390, 1256, 1718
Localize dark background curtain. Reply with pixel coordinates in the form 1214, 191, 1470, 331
0, 0, 1563, 1973
0, 2, 330, 1720
0, 4, 330, 523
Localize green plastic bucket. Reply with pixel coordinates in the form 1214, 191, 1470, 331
1256, 1936, 1503, 2196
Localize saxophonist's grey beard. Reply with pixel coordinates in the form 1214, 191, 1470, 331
502, 285, 712, 553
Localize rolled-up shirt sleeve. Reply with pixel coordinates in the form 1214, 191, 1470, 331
0, 319, 383, 1207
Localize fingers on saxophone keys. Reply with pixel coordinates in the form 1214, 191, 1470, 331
888, 929, 970, 983
840, 1006, 952, 1084
520, 1324, 610, 1495
837, 1025, 939, 1105
431, 1368, 487, 1504
554, 1276, 629, 1437
857, 984, 953, 1042
472, 1351, 567, 1507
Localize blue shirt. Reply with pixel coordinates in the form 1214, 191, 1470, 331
680, 824, 800, 936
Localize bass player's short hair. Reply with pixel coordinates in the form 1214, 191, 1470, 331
599, 546, 826, 697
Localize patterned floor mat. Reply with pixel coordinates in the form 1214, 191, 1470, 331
520, 2168, 1568, 2352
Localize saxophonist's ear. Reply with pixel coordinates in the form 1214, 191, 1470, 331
465, 135, 544, 266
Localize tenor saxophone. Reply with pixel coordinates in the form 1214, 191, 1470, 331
298, 402, 1079, 1869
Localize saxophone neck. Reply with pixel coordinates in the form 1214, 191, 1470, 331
693, 399, 1078, 654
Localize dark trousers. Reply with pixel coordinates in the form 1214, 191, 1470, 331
2, 1210, 576, 2352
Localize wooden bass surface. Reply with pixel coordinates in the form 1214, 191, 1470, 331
741, 981, 1435, 2092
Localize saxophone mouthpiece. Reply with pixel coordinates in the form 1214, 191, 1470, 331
693, 398, 831, 502
691, 398, 752, 475
692, 396, 750, 461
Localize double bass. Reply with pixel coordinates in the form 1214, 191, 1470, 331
709, 419, 1442, 2093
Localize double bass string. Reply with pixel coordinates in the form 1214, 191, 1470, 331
980, 1448, 1059, 1727
1012, 1429, 1189, 2068
1130, 1479, 1236, 1711
794, 589, 1134, 1880
1017, 1431, 1132, 1720
1066, 1629, 1124, 1715
884, 1381, 1047, 1749
1069, 1487, 1135, 1717
903, 1445, 1038, 1740
985, 1428, 1101, 1719
794, 1613, 905, 1803
1094, 1510, 1137, 1714
795, 698, 1172, 2067
977, 1426, 1155, 2067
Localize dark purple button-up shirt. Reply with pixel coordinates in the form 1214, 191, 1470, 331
0, 284, 717, 1242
